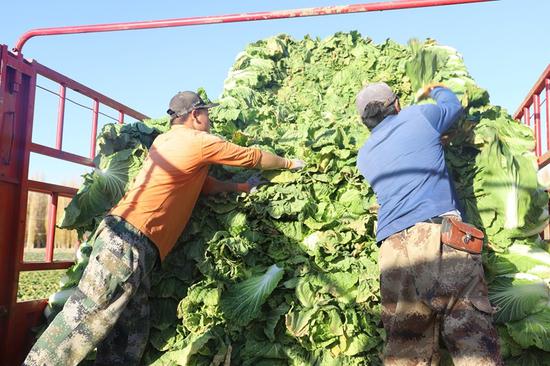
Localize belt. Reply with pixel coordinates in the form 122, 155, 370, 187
423, 216, 443, 224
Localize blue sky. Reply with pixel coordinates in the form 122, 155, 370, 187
2, 0, 549, 185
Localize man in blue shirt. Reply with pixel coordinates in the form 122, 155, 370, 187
356, 82, 502, 365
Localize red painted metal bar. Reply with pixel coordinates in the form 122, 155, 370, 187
546, 78, 550, 152
28, 179, 78, 197
91, 100, 99, 159
14, 60, 36, 280
19, 262, 73, 271
118, 110, 124, 125
0, 45, 41, 364
524, 107, 530, 127
0, 44, 17, 359
533, 94, 541, 156
32, 61, 149, 121
539, 151, 550, 168
0, 175, 19, 185
45, 193, 58, 263
14, 0, 497, 52
30, 142, 95, 167
55, 85, 66, 150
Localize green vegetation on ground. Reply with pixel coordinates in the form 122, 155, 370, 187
18, 249, 75, 302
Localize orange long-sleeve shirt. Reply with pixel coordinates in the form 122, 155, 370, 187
110, 125, 262, 260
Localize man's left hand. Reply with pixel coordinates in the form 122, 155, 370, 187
416, 83, 447, 101
246, 174, 269, 193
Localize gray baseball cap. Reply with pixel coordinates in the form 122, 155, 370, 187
355, 82, 397, 116
167, 91, 219, 117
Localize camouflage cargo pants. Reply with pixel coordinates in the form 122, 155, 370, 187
379, 221, 502, 366
24, 215, 159, 366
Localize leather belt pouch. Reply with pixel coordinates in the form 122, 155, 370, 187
440, 217, 484, 254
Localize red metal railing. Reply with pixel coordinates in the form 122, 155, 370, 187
13, 0, 497, 53
0, 45, 149, 364
515, 64, 550, 167
21, 60, 148, 269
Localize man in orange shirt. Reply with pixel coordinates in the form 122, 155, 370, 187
25, 91, 304, 366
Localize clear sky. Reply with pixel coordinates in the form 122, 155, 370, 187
2, 0, 549, 185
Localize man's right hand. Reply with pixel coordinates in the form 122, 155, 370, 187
288, 159, 306, 170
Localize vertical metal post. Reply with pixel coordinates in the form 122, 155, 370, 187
546, 78, 550, 152
45, 193, 58, 262
56, 84, 66, 150
523, 107, 530, 127
90, 100, 99, 159
118, 110, 124, 125
534, 94, 541, 156
0, 46, 41, 365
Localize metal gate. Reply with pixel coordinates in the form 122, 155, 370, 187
0, 44, 148, 364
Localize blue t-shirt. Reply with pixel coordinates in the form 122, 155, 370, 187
357, 87, 463, 242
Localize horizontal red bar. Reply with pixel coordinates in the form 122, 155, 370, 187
19, 261, 74, 271
30, 142, 95, 167
13, 298, 48, 308
538, 151, 550, 169
32, 61, 149, 121
15, 0, 497, 52
0, 175, 20, 185
28, 180, 78, 197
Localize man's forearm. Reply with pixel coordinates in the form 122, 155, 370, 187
256, 151, 291, 170
201, 176, 248, 195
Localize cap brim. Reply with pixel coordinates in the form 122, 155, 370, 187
196, 102, 219, 110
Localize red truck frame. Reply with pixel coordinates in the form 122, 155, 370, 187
5, 0, 544, 364
515, 64, 550, 165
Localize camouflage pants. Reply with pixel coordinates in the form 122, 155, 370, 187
24, 216, 159, 366
379, 221, 502, 366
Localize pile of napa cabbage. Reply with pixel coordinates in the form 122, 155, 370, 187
49, 33, 549, 365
